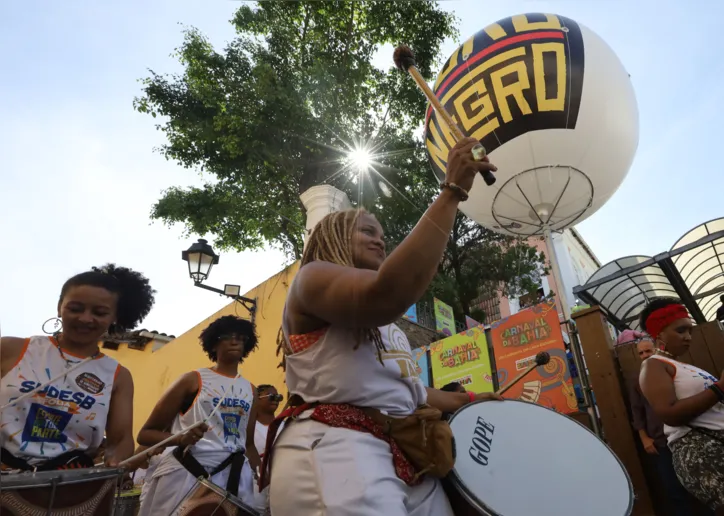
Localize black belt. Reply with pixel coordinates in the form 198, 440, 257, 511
1, 447, 94, 471
173, 446, 245, 497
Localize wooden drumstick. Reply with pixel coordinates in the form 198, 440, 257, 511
496, 351, 550, 396
393, 45, 496, 186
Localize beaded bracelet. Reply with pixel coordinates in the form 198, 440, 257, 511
440, 181, 469, 201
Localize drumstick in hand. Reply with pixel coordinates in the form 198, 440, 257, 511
118, 380, 233, 469
496, 352, 550, 396
393, 45, 496, 186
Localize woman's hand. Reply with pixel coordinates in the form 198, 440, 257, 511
444, 137, 497, 193
641, 434, 658, 455
178, 424, 208, 447
473, 392, 503, 402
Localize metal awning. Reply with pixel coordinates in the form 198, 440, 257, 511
670, 218, 724, 322
573, 218, 724, 331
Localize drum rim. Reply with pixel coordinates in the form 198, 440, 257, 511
448, 399, 634, 516
0, 467, 125, 489
194, 477, 260, 515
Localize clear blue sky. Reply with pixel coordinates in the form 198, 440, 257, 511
1, 1, 722, 338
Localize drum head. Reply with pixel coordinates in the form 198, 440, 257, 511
0, 467, 124, 488
449, 400, 633, 516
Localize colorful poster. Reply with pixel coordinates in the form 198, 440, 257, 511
434, 298, 456, 336
403, 305, 418, 324
413, 347, 431, 387
489, 298, 578, 414
465, 316, 481, 329
429, 326, 494, 393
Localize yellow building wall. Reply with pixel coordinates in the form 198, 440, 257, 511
104, 262, 299, 440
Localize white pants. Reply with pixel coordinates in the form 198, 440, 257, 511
269, 418, 453, 516
139, 459, 264, 515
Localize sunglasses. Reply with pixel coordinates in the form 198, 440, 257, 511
259, 393, 284, 402
218, 334, 248, 342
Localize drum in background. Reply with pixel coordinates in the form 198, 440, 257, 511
116, 488, 142, 516
173, 478, 260, 516
448, 400, 633, 516
0, 467, 124, 515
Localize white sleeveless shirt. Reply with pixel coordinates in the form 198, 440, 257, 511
0, 336, 119, 465
283, 316, 427, 417
648, 355, 724, 443
168, 368, 254, 469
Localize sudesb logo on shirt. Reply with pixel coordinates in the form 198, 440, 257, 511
19, 381, 97, 410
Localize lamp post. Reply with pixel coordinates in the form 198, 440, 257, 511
181, 239, 257, 323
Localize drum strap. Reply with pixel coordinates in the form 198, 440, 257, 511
0, 447, 93, 471
172, 446, 246, 496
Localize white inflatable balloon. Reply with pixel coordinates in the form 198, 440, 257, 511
425, 13, 638, 236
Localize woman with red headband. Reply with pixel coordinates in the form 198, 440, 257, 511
639, 297, 724, 513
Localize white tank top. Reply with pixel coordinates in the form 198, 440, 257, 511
170, 368, 254, 468
0, 336, 119, 465
283, 313, 427, 417
254, 421, 268, 456
648, 355, 724, 443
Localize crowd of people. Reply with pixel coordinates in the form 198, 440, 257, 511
1, 139, 723, 515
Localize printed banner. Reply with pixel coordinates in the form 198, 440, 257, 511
413, 347, 431, 387
403, 305, 418, 324
430, 326, 494, 393
465, 316, 481, 329
434, 298, 456, 336
490, 298, 577, 414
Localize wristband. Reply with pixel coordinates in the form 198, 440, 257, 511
467, 391, 475, 403
709, 383, 724, 402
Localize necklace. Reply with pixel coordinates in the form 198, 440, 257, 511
54, 335, 101, 365
656, 349, 675, 358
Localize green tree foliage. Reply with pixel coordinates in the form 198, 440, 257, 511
135, 0, 547, 322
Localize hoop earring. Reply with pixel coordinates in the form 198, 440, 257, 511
42, 317, 63, 335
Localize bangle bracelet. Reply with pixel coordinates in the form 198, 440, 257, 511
467, 391, 475, 403
440, 182, 469, 201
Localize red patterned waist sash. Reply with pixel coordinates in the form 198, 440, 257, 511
259, 402, 419, 489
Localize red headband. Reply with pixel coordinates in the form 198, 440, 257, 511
645, 304, 689, 340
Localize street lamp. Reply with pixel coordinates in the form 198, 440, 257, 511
181, 239, 219, 282
181, 239, 257, 323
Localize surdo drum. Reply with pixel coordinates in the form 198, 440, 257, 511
172, 477, 260, 516
0, 467, 124, 515
447, 400, 633, 515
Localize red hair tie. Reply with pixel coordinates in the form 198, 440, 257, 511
645, 304, 689, 340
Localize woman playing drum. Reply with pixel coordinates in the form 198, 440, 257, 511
0, 264, 155, 470
639, 298, 724, 513
137, 315, 264, 515
267, 138, 501, 516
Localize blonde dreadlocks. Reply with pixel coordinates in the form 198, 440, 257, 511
276, 208, 386, 369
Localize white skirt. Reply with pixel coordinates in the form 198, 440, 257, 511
269, 418, 453, 516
